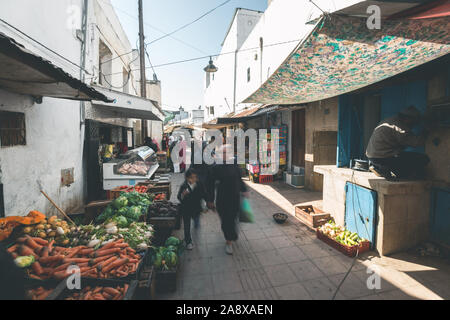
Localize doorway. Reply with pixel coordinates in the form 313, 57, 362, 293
291, 109, 306, 167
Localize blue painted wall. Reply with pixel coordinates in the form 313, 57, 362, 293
337, 80, 428, 167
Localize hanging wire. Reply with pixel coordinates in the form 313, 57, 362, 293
146, 0, 232, 46
97, 0, 218, 66
87, 38, 301, 81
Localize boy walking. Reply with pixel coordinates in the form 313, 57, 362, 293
177, 168, 207, 250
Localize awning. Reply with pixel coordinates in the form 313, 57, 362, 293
214, 105, 272, 124
0, 32, 111, 102
389, 0, 450, 20
90, 85, 164, 122
244, 14, 450, 105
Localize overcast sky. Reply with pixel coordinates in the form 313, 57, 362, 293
109, 0, 268, 111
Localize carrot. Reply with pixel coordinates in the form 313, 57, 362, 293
123, 284, 129, 294
47, 240, 54, 253
63, 257, 90, 264
104, 287, 120, 296
35, 290, 52, 300
65, 247, 82, 259
97, 256, 117, 271
19, 245, 38, 259
103, 292, 113, 300
79, 248, 94, 256
53, 271, 68, 280
7, 244, 18, 253
28, 274, 43, 280
31, 262, 44, 276
94, 248, 121, 257
103, 258, 128, 274
90, 255, 112, 264
26, 237, 42, 250
39, 255, 64, 265
93, 287, 102, 294
16, 237, 27, 243
99, 241, 116, 251
32, 237, 49, 246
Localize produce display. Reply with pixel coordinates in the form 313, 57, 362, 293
68, 222, 153, 251
96, 191, 151, 225
319, 221, 367, 246
148, 200, 178, 218
9, 236, 143, 280
153, 193, 167, 201
21, 215, 72, 246
64, 284, 130, 300
151, 237, 182, 271
117, 161, 150, 176
27, 287, 54, 300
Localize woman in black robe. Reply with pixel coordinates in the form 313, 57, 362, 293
206, 145, 248, 255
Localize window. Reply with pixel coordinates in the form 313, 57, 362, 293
209, 106, 215, 115
0, 111, 26, 147
247, 68, 251, 83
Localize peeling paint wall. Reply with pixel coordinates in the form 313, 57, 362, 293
0, 0, 85, 216
305, 97, 339, 191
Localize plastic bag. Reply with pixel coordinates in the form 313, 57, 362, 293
239, 198, 255, 223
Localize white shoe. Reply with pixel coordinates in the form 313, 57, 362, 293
225, 243, 233, 255
186, 243, 194, 250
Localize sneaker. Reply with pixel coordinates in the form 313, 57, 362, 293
225, 243, 233, 255
186, 243, 194, 250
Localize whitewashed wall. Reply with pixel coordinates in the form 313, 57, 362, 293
205, 0, 365, 119
0, 0, 86, 216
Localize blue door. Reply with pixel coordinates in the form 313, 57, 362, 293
430, 188, 450, 246
345, 182, 378, 248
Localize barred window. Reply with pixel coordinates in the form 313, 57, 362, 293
0, 111, 26, 147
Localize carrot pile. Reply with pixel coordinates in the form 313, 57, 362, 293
8, 236, 142, 280
64, 284, 129, 300
28, 287, 54, 300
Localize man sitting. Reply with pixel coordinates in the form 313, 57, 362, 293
366, 106, 430, 180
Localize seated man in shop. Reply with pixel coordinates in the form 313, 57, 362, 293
366, 106, 430, 180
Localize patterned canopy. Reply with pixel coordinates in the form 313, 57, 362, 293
244, 15, 450, 104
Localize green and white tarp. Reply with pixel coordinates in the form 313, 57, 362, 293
244, 14, 450, 105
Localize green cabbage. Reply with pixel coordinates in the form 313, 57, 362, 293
113, 196, 128, 209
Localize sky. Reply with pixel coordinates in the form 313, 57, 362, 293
109, 0, 268, 111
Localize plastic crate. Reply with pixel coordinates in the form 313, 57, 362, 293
155, 265, 179, 294
258, 175, 274, 183
48, 277, 138, 300
316, 229, 371, 257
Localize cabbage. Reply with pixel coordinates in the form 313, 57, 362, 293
113, 215, 128, 228
113, 196, 128, 209
126, 206, 142, 221
165, 237, 181, 247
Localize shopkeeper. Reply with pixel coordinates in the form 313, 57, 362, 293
366, 106, 430, 180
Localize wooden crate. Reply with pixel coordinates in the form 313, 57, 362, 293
107, 186, 133, 200
295, 205, 330, 229
316, 229, 371, 257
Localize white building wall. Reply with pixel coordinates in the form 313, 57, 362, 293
204, 8, 263, 122
205, 0, 365, 119
0, 0, 86, 216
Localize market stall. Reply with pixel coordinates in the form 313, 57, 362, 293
0, 183, 183, 300
103, 146, 159, 191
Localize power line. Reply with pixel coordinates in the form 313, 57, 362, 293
87, 38, 300, 79
97, 0, 208, 66
146, 0, 233, 46
0, 17, 91, 75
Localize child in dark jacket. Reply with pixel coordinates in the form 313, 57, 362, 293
177, 168, 207, 250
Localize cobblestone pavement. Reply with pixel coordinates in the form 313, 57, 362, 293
156, 173, 450, 300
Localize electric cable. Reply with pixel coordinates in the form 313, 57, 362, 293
87, 38, 301, 80
145, 0, 233, 46
97, 0, 216, 66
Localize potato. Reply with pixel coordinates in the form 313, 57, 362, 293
38, 232, 47, 238
23, 227, 32, 234
36, 224, 45, 230
48, 231, 56, 238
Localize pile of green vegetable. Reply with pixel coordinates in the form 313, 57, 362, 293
319, 221, 367, 247
96, 191, 152, 227
68, 222, 154, 251
150, 237, 182, 271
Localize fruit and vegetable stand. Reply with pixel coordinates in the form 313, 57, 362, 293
0, 184, 184, 300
